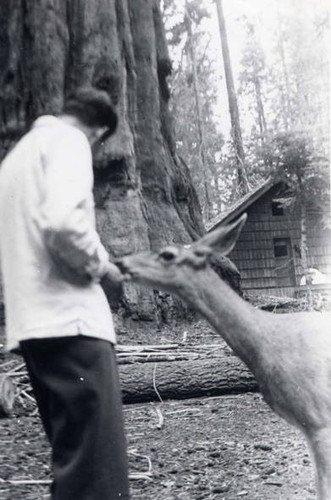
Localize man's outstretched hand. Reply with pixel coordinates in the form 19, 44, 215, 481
101, 262, 126, 307
105, 262, 126, 285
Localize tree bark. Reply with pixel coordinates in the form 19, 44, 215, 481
119, 356, 257, 403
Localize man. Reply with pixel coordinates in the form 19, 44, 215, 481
0, 88, 130, 499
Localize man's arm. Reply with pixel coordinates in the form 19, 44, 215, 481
39, 127, 119, 284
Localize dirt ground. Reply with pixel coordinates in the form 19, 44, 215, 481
0, 393, 315, 499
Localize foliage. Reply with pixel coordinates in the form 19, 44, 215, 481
264, 132, 329, 217
236, 3, 329, 217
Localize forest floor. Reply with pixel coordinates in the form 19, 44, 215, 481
0, 392, 315, 500
0, 293, 328, 500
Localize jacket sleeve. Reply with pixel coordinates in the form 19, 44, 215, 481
39, 127, 110, 282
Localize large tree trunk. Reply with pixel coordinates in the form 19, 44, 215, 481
0, 0, 208, 320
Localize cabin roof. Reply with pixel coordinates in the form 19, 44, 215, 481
206, 178, 283, 231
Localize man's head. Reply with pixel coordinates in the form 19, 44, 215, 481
62, 87, 118, 146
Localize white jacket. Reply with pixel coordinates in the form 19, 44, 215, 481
0, 116, 116, 351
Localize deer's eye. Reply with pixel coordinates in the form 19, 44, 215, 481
159, 250, 176, 262
194, 249, 205, 258
194, 246, 211, 258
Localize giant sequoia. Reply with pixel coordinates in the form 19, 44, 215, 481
0, 0, 236, 319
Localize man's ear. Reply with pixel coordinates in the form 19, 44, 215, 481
194, 213, 247, 256
97, 126, 112, 143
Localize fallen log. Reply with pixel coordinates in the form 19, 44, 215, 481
2, 346, 258, 409
119, 355, 257, 403
0, 374, 15, 417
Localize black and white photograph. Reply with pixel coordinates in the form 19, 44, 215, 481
0, 0, 330, 499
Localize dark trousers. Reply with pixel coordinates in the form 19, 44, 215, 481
21, 336, 130, 500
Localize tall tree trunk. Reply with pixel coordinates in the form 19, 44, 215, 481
276, 9, 293, 132
184, 2, 212, 220
278, 39, 293, 131
0, 0, 207, 321
253, 76, 267, 137
215, 0, 249, 194
252, 74, 271, 169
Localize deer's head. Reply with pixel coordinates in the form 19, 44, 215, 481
116, 214, 247, 293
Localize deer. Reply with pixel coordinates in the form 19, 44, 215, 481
117, 213, 331, 499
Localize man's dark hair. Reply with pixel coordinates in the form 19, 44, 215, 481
63, 87, 118, 137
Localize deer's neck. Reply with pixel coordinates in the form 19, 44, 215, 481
178, 268, 271, 372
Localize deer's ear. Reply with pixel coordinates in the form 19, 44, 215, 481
196, 213, 247, 256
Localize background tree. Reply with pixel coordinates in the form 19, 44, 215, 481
273, 2, 329, 156
0, 0, 208, 321
162, 0, 239, 220
232, 0, 329, 211
265, 131, 329, 278
238, 21, 268, 141
215, 0, 249, 195
183, 0, 213, 219
236, 17, 271, 184
162, 0, 225, 220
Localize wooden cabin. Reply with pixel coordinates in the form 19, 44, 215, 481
207, 179, 331, 297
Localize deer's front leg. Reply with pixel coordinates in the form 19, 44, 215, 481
307, 427, 331, 500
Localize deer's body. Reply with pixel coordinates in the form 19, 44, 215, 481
118, 214, 331, 499
175, 268, 331, 430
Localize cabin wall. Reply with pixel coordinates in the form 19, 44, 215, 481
228, 187, 331, 297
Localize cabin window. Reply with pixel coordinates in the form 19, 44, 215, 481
273, 238, 289, 257
272, 201, 284, 216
